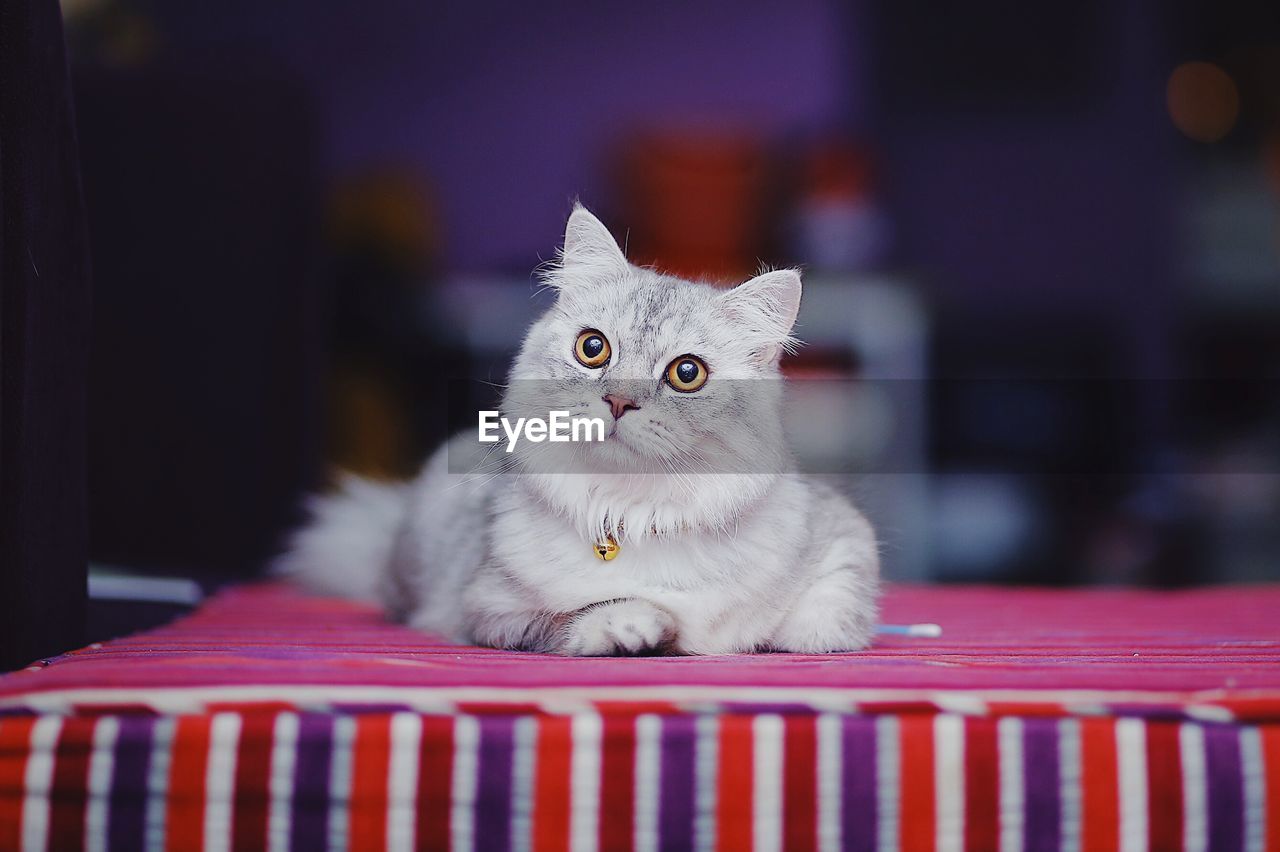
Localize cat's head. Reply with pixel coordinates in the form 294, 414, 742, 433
504, 204, 801, 479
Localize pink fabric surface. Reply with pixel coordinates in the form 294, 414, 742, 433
4, 582, 1278, 852
2, 582, 1277, 702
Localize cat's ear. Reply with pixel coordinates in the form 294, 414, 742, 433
720, 269, 802, 363
555, 204, 628, 289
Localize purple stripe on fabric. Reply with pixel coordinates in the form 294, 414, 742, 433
1204, 723, 1244, 852
290, 714, 334, 852
841, 715, 877, 852
107, 716, 153, 852
474, 716, 516, 852
658, 715, 697, 852
1022, 718, 1061, 852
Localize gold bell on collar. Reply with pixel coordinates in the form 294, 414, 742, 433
593, 534, 620, 561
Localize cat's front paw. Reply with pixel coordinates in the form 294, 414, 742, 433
559, 599, 676, 656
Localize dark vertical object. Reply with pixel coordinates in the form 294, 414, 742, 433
73, 59, 323, 582
0, 1, 92, 670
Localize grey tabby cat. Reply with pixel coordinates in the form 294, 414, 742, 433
280, 205, 880, 655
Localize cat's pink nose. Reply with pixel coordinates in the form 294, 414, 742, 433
602, 393, 639, 420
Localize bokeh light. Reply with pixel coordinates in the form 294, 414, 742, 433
1166, 61, 1240, 143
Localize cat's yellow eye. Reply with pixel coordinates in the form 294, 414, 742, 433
574, 329, 611, 368
665, 355, 708, 392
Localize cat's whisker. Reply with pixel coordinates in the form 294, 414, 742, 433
447, 445, 522, 491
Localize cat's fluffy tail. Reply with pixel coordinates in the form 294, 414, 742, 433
274, 474, 410, 602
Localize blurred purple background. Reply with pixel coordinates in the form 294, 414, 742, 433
65, 0, 1280, 598
150, 0, 863, 269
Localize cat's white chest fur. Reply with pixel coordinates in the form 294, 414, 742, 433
477, 478, 814, 654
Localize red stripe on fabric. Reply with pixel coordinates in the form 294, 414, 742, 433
964, 717, 999, 852
1081, 718, 1119, 852
205, 702, 296, 716
231, 713, 277, 852
73, 703, 157, 717
899, 715, 936, 852
455, 702, 542, 716
984, 702, 1069, 718
349, 715, 392, 852
533, 716, 572, 852
167, 716, 213, 852
48, 718, 95, 852
716, 715, 754, 852
1225, 698, 1280, 724
782, 715, 818, 852
591, 702, 681, 717
416, 716, 454, 852
1263, 725, 1280, 852
599, 715, 636, 852
1145, 721, 1183, 852
856, 701, 940, 716
0, 718, 36, 851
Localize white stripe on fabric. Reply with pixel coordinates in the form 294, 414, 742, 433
510, 716, 539, 852
817, 714, 843, 852
1116, 718, 1148, 852
570, 713, 603, 852
144, 717, 176, 852
386, 714, 423, 852
1057, 718, 1083, 852
450, 716, 480, 852
267, 713, 300, 852
204, 713, 242, 852
1180, 723, 1208, 852
997, 717, 1025, 852
633, 715, 662, 852
21, 716, 63, 852
1240, 726, 1265, 852
2, 683, 1253, 717
694, 715, 720, 852
875, 715, 901, 852
752, 714, 784, 852
935, 715, 965, 852
85, 716, 121, 852
327, 715, 357, 852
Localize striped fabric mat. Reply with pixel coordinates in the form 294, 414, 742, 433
1, 710, 1276, 851
1, 582, 1278, 850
